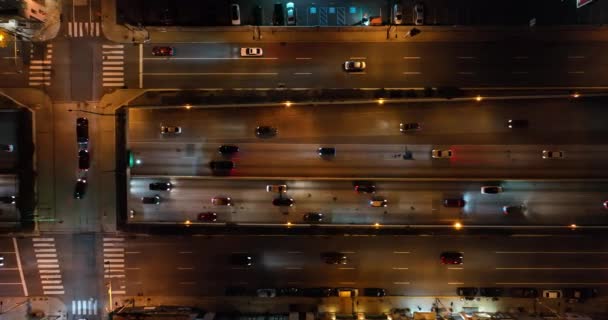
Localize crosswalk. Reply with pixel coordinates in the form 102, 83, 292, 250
33, 237, 64, 295
103, 237, 126, 295
67, 22, 101, 38
102, 44, 125, 88
29, 43, 52, 87
72, 298, 98, 316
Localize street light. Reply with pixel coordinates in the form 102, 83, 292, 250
105, 260, 114, 311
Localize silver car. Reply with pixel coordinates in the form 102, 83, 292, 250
344, 60, 366, 72
414, 3, 424, 25
393, 4, 403, 25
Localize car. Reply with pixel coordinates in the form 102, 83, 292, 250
149, 182, 173, 191
370, 196, 388, 207
212, 197, 232, 206
502, 205, 525, 215
231, 3, 241, 25
76, 117, 89, 145
443, 198, 466, 208
240, 47, 263, 57
480, 287, 504, 297
303, 212, 324, 223
0, 196, 16, 204
266, 184, 287, 193
197, 212, 218, 222
302, 287, 334, 297
335, 288, 358, 297
400, 122, 421, 133
225, 286, 249, 296
160, 125, 181, 134
321, 252, 348, 264
209, 160, 235, 171
273, 197, 294, 207
354, 182, 376, 194
432, 149, 452, 159
218, 145, 239, 155
141, 195, 161, 205
0, 256, 3, 267
507, 119, 528, 129
257, 288, 277, 298
414, 3, 424, 25
0, 144, 14, 152
78, 149, 90, 171
253, 5, 264, 25
509, 287, 539, 298
440, 251, 463, 265
286, 2, 296, 25
393, 4, 403, 24
542, 290, 562, 299
457, 287, 478, 297
344, 61, 366, 72
272, 3, 285, 25
277, 287, 301, 296
73, 178, 87, 199
255, 126, 278, 138
318, 147, 336, 157
230, 253, 253, 266
542, 150, 564, 159
152, 46, 174, 56
363, 288, 386, 297
481, 186, 503, 194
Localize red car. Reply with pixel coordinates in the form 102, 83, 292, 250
440, 252, 463, 265
197, 212, 218, 222
152, 46, 175, 56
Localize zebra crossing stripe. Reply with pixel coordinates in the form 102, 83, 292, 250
32, 238, 54, 241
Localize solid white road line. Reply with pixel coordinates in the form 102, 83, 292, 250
448, 267, 464, 270
457, 56, 476, 59
103, 248, 124, 252
393, 251, 410, 254
144, 72, 278, 76
139, 43, 143, 88
393, 282, 410, 285
293, 72, 312, 75
402, 56, 421, 59
447, 282, 464, 285
339, 267, 355, 270
143, 57, 279, 60
295, 57, 312, 60
12, 238, 28, 296
349, 57, 366, 60
392, 267, 409, 270
177, 267, 194, 270
402, 72, 421, 75
102, 45, 124, 49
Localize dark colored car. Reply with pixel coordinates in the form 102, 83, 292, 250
354, 182, 376, 194
363, 288, 387, 297
400, 122, 422, 132
302, 287, 334, 297
303, 212, 323, 223
507, 119, 529, 129
253, 5, 264, 25
502, 205, 525, 215
73, 178, 87, 199
481, 186, 503, 194
277, 287, 301, 296
76, 117, 89, 144
273, 197, 294, 207
209, 160, 235, 171
440, 251, 463, 265
0, 144, 14, 152
152, 46, 175, 56
509, 287, 539, 298
321, 252, 348, 265
211, 197, 232, 206
457, 287, 479, 297
0, 195, 16, 204
272, 3, 284, 25
141, 195, 161, 205
443, 198, 466, 208
230, 253, 254, 266
318, 147, 336, 157
255, 126, 278, 138
78, 149, 90, 171
149, 182, 173, 191
197, 212, 218, 222
480, 287, 504, 297
225, 286, 249, 296
218, 145, 240, 155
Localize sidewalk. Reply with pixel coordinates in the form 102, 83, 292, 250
99, 0, 608, 44
0, 297, 66, 320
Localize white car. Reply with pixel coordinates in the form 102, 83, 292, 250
393, 4, 403, 25
344, 60, 366, 72
542, 290, 562, 299
160, 125, 181, 134
414, 3, 424, 25
266, 184, 287, 193
231, 4, 241, 25
286, 2, 296, 25
542, 150, 564, 159
431, 149, 452, 159
481, 186, 503, 194
240, 47, 263, 57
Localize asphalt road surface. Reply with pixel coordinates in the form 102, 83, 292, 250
126, 42, 608, 89
120, 234, 608, 297
128, 179, 608, 226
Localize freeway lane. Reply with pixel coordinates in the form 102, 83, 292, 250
121, 235, 608, 297
131, 42, 608, 89
128, 179, 608, 226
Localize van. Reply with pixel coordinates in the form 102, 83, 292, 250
273, 3, 284, 25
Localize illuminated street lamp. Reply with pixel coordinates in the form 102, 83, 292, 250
377, 98, 384, 105
284, 101, 292, 107
475, 95, 483, 102
453, 222, 463, 230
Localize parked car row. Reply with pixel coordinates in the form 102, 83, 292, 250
457, 287, 598, 300
74, 117, 89, 199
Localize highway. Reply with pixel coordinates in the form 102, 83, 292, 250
126, 42, 608, 89
128, 179, 608, 226
119, 234, 608, 297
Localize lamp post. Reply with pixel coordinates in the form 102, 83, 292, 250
105, 260, 113, 311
